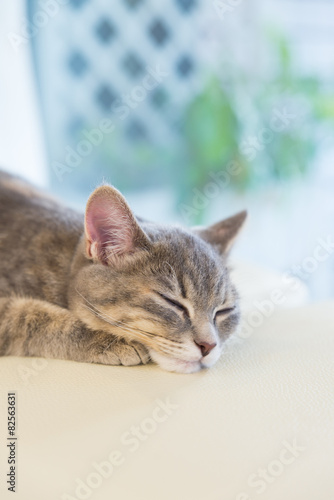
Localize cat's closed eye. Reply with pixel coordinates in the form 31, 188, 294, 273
156, 292, 189, 317
214, 306, 236, 322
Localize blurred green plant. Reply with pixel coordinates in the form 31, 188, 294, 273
177, 30, 334, 221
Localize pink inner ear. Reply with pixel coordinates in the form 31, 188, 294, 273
85, 194, 134, 262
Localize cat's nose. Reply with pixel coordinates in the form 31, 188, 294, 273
195, 341, 217, 357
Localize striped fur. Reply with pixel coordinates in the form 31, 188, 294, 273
0, 171, 246, 373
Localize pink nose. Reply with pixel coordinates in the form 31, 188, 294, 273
195, 341, 217, 357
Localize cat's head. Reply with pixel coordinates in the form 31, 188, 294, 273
70, 185, 247, 374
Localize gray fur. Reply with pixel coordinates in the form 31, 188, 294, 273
0, 170, 246, 373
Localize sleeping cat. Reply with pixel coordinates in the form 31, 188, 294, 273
0, 170, 246, 373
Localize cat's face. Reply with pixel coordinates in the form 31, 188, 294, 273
70, 186, 246, 374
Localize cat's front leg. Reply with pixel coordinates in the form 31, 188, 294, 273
89, 335, 150, 366
0, 297, 149, 366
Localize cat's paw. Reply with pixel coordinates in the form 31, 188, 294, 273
94, 336, 150, 366
114, 340, 150, 366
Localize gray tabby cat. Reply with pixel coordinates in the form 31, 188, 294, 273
0, 170, 246, 373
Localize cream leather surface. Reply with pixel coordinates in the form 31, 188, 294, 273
230, 260, 310, 311
1, 300, 333, 500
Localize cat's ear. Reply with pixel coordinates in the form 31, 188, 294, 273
194, 211, 247, 255
84, 185, 150, 265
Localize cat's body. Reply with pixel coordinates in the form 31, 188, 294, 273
0, 170, 82, 307
0, 170, 246, 373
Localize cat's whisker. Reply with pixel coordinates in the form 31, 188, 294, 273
81, 302, 158, 350
76, 288, 179, 341
82, 303, 140, 337
157, 344, 186, 356
81, 304, 151, 363
81, 305, 124, 348
155, 338, 184, 351
100, 313, 185, 353
76, 288, 148, 332
82, 303, 184, 358
77, 289, 189, 357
